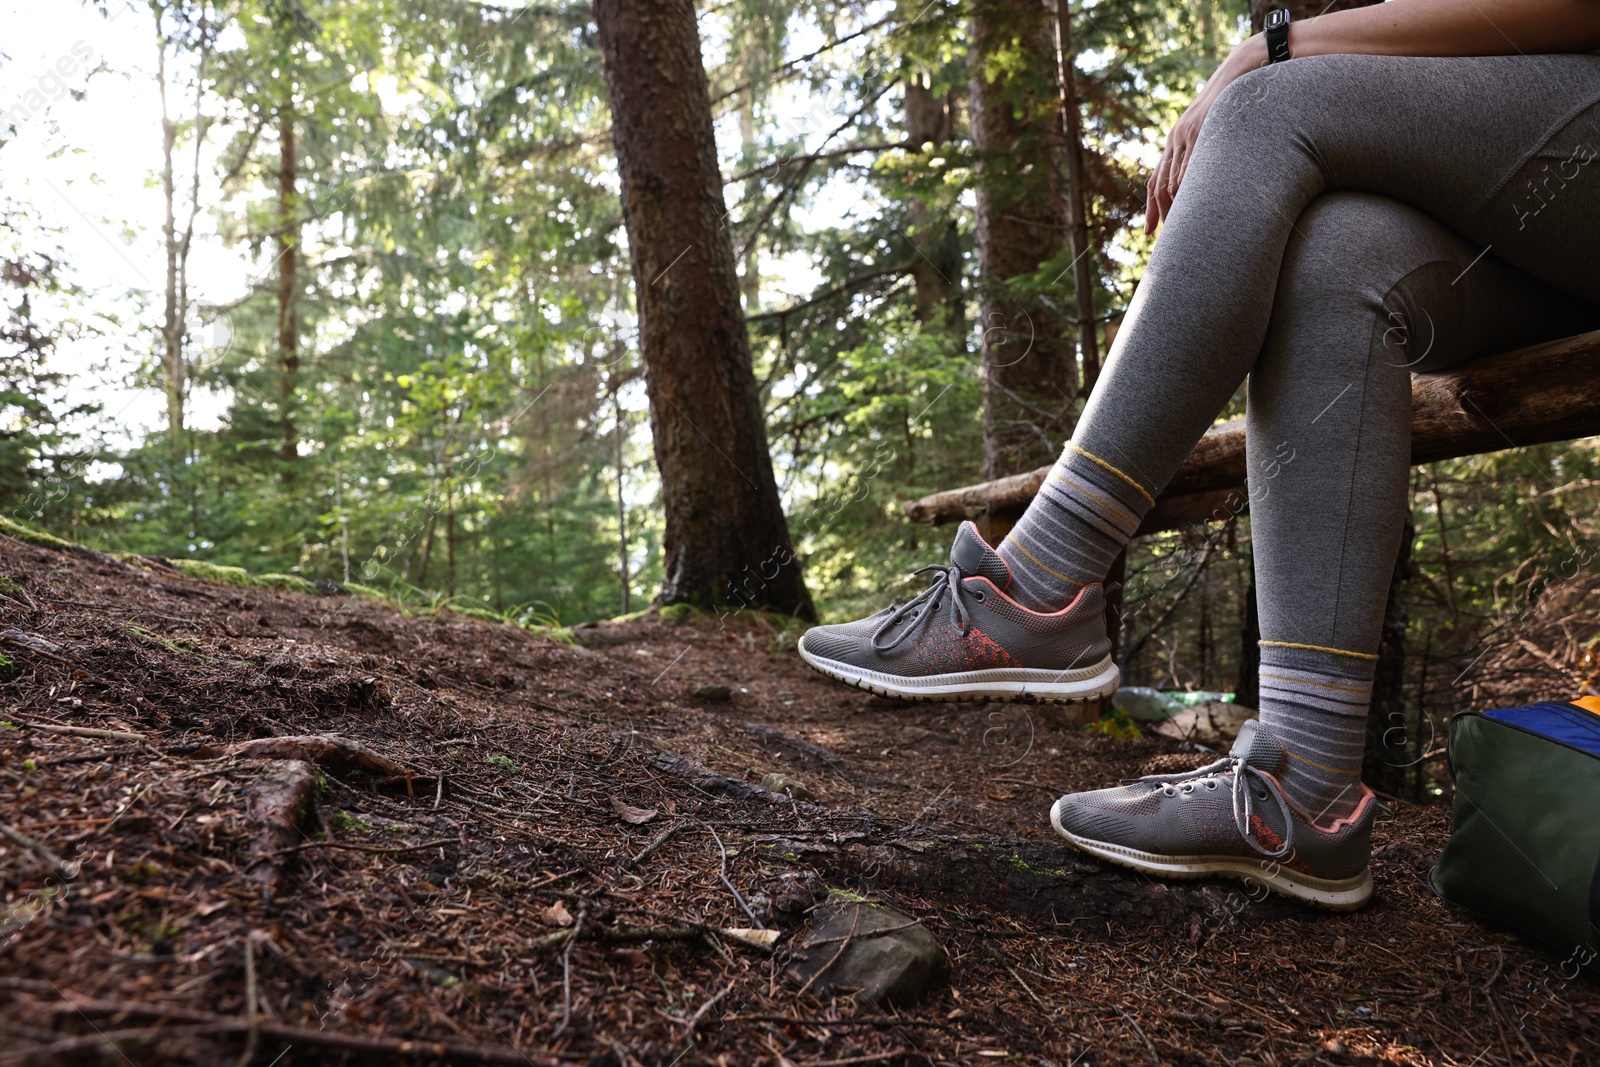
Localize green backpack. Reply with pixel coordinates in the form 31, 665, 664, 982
1430, 697, 1600, 961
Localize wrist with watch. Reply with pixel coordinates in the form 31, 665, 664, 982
1264, 7, 1293, 63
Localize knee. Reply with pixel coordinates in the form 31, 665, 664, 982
1282, 194, 1453, 294
1276, 193, 1471, 367
1203, 56, 1338, 148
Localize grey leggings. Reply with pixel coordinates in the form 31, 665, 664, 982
1080, 52, 1600, 656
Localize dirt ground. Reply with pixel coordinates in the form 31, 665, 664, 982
1, 535, 1596, 1066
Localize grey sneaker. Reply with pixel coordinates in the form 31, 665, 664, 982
1049, 720, 1377, 910
797, 522, 1118, 704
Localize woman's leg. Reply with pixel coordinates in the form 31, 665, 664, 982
1048, 189, 1599, 907
1002, 52, 1600, 613
1247, 193, 1600, 822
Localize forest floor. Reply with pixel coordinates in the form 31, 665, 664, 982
0, 533, 1595, 1066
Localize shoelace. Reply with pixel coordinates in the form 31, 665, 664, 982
870, 564, 975, 653
1124, 754, 1296, 860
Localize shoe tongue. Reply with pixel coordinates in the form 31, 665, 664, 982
949, 521, 1012, 590
1229, 719, 1287, 774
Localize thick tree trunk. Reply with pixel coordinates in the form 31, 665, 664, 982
275, 100, 300, 470
594, 0, 814, 620
969, 0, 1076, 482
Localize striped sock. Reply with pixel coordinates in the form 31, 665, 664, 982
998, 442, 1156, 611
1256, 642, 1374, 824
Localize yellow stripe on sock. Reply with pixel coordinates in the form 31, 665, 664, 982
1259, 639, 1378, 662
1005, 533, 1087, 588
1051, 471, 1137, 530
1259, 672, 1373, 696
1068, 443, 1156, 508
1285, 749, 1363, 775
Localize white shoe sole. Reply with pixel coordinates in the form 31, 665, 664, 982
798, 645, 1120, 705
1049, 797, 1373, 911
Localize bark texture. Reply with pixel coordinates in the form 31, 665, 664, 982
276, 101, 300, 469
969, 0, 1076, 481
595, 0, 814, 619
902, 76, 962, 326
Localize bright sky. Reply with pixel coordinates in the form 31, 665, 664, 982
1, 0, 254, 445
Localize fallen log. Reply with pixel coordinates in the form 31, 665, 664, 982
905, 328, 1600, 533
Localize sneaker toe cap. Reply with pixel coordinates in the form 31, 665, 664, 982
1050, 786, 1162, 845
798, 624, 868, 666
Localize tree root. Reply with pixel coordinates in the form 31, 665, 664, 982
243, 759, 317, 895
191, 734, 418, 779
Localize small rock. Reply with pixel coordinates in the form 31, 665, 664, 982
693, 684, 733, 702
788, 893, 948, 1005
761, 772, 814, 801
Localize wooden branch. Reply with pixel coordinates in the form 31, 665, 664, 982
905, 328, 1600, 533
190, 734, 416, 778
726, 141, 906, 185
747, 262, 914, 324
243, 759, 316, 895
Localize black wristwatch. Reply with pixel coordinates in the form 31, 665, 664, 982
1264, 8, 1292, 63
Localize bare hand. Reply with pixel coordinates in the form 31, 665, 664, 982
1144, 98, 1212, 235
1144, 37, 1267, 235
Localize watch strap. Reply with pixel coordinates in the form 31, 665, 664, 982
1265, 8, 1292, 64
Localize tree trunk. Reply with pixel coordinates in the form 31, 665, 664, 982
276, 98, 300, 471
154, 7, 184, 450
1235, 577, 1261, 708
594, 0, 814, 620
1051, 0, 1100, 393
969, 0, 1076, 482
902, 75, 961, 327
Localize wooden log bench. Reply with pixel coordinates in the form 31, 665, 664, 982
906, 328, 1600, 538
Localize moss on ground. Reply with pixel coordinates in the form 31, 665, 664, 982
0, 515, 79, 552
166, 559, 257, 588
256, 573, 319, 596
657, 603, 697, 626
